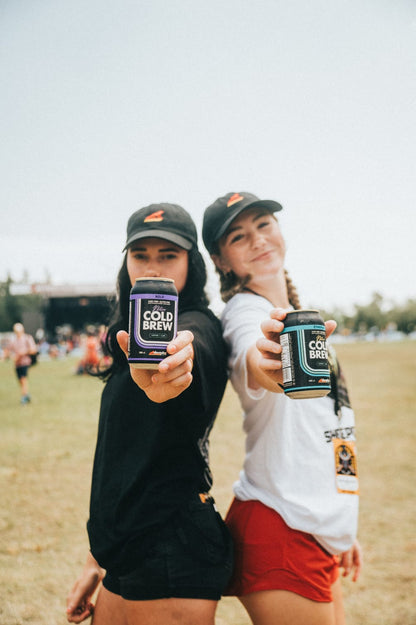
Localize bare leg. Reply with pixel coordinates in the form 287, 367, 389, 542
92, 589, 217, 625
124, 597, 217, 625
240, 589, 337, 625
332, 578, 346, 625
20, 376, 29, 396
18, 375, 30, 402
92, 585, 127, 625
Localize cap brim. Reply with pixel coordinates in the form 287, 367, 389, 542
123, 229, 193, 252
215, 199, 283, 243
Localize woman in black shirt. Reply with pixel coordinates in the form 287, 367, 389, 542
66, 203, 232, 625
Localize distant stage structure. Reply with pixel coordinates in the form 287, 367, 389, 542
10, 282, 115, 339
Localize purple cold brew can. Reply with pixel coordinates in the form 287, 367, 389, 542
128, 277, 178, 369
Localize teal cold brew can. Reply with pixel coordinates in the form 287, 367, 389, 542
280, 310, 331, 399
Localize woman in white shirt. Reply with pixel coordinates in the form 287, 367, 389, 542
202, 192, 362, 625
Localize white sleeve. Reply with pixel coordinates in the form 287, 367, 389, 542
221, 294, 272, 401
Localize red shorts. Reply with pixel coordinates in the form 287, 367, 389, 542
224, 498, 339, 602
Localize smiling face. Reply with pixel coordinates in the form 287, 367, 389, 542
212, 208, 286, 284
126, 237, 189, 293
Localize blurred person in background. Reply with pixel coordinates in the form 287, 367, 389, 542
76, 327, 101, 374
5, 322, 37, 404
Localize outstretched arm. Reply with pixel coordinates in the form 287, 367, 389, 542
66, 552, 105, 623
117, 330, 194, 403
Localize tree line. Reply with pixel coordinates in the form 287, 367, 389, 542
321, 292, 416, 336
0, 277, 44, 332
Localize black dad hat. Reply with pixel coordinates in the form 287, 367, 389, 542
123, 203, 198, 251
202, 192, 283, 254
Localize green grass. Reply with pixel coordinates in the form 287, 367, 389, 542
0, 341, 415, 624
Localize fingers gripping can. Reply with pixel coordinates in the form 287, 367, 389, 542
128, 278, 178, 369
279, 310, 331, 399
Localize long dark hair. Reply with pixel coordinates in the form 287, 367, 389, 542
98, 247, 210, 380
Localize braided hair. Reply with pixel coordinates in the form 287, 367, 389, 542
214, 263, 301, 310
284, 270, 301, 310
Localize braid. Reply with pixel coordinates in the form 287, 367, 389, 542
284, 272, 342, 415
218, 267, 301, 308
285, 270, 301, 310
217, 268, 250, 303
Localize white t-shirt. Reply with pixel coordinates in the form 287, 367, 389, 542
222, 292, 359, 555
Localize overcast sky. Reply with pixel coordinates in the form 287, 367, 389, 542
1, 0, 415, 312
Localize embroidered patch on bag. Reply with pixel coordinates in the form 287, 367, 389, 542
333, 438, 359, 494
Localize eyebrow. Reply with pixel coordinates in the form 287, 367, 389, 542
224, 211, 270, 238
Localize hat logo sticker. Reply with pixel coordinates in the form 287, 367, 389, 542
227, 193, 244, 208
144, 210, 164, 223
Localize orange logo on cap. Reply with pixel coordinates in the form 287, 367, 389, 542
227, 193, 244, 207
144, 210, 164, 223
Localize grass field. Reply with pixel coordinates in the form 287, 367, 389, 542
0, 341, 415, 625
